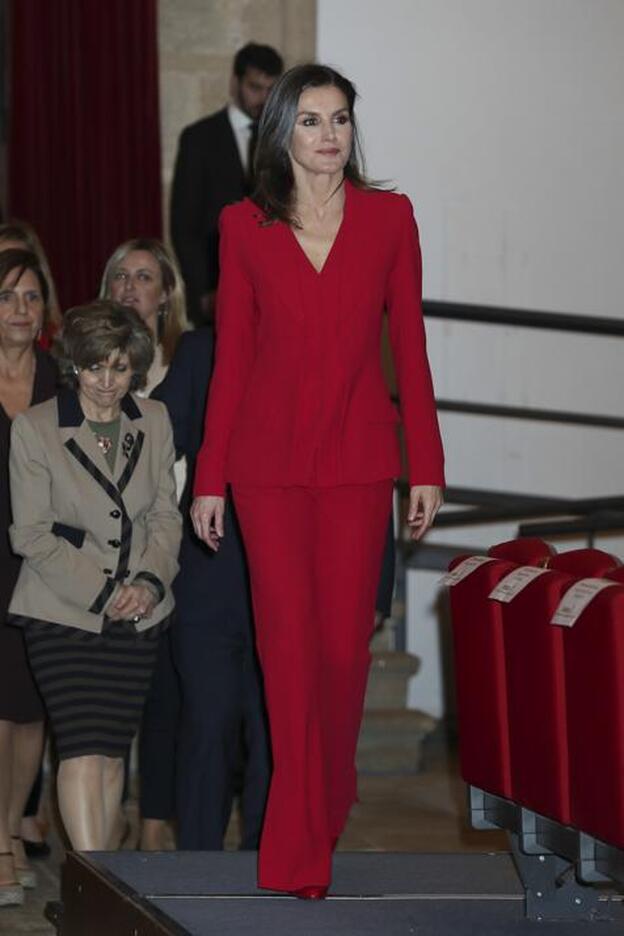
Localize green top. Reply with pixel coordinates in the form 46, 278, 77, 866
87, 417, 121, 472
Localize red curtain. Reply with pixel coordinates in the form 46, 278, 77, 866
8, 0, 162, 310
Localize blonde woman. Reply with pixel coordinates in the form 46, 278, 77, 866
100, 238, 188, 396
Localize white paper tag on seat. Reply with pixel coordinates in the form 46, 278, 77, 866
489, 566, 550, 602
551, 578, 617, 627
440, 556, 495, 587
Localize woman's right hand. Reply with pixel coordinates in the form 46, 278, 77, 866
191, 495, 225, 551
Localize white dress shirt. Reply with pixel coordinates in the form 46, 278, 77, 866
227, 102, 254, 172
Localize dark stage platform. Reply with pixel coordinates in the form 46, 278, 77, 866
60, 851, 624, 935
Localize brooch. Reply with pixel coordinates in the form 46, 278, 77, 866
95, 434, 112, 455
122, 433, 135, 459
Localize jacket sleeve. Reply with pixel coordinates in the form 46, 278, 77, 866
132, 405, 182, 598
193, 208, 256, 496
9, 413, 120, 613
385, 196, 445, 487
170, 126, 213, 326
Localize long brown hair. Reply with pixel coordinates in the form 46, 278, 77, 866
252, 64, 378, 225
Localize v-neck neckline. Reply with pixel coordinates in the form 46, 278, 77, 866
287, 179, 349, 276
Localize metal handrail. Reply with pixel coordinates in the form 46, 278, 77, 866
519, 512, 624, 539
396, 486, 624, 530
423, 299, 624, 337
390, 300, 624, 648
393, 301, 624, 531
392, 395, 624, 431
436, 399, 624, 431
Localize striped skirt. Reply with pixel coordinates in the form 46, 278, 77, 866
22, 616, 167, 760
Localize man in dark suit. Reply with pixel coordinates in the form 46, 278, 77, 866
170, 42, 283, 326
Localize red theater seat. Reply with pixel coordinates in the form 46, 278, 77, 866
563, 564, 624, 848
502, 549, 616, 825
449, 539, 554, 798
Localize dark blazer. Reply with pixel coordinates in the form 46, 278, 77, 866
0, 349, 57, 621
9, 392, 181, 633
170, 108, 247, 326
194, 181, 445, 496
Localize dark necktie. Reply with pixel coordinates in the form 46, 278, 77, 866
247, 121, 259, 192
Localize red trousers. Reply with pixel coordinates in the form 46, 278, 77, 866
232, 481, 393, 891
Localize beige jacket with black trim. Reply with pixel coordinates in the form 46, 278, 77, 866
8, 390, 182, 633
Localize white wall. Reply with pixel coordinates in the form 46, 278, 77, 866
318, 1, 624, 716
317, 0, 624, 493
318, 0, 624, 315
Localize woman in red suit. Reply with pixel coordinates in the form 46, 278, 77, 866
192, 64, 444, 898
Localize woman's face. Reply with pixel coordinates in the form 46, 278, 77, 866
289, 85, 353, 178
77, 349, 133, 412
0, 267, 45, 351
108, 250, 166, 330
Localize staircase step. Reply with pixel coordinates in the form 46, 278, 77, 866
365, 651, 420, 710
370, 622, 395, 652
357, 708, 438, 774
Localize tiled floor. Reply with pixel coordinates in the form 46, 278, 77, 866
0, 737, 508, 935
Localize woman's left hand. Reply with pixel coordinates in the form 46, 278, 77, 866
107, 584, 157, 622
407, 485, 443, 541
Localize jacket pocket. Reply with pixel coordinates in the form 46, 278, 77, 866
52, 522, 86, 549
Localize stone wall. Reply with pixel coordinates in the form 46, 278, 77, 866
158, 0, 317, 231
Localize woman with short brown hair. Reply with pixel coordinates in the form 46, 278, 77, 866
8, 300, 181, 852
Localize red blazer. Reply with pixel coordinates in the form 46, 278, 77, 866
194, 180, 444, 495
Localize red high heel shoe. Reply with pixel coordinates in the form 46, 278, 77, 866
292, 885, 328, 900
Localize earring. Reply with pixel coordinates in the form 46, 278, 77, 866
72, 365, 79, 377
